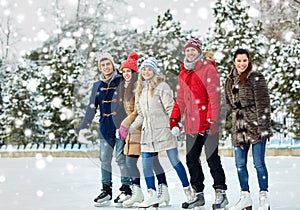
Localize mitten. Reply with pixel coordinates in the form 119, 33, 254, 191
115, 129, 120, 139
78, 128, 89, 144
258, 133, 270, 142
170, 118, 179, 130
171, 127, 180, 137
119, 125, 129, 140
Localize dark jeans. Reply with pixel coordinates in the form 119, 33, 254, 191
186, 132, 227, 192
126, 154, 167, 187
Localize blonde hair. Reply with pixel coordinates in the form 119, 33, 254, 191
135, 73, 165, 98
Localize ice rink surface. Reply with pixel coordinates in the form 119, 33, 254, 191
0, 154, 299, 210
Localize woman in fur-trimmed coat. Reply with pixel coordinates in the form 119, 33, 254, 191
224, 48, 271, 210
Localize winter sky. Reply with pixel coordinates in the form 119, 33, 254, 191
3, 0, 214, 57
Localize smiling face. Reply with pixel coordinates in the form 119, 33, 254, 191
141, 67, 155, 81
233, 54, 249, 75
122, 68, 133, 82
184, 47, 201, 62
99, 59, 114, 78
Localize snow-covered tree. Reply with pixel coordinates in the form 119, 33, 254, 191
249, 0, 299, 43
39, 0, 126, 62
267, 37, 300, 138
0, 64, 15, 144
37, 47, 84, 146
206, 0, 266, 83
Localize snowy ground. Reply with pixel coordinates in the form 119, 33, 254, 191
0, 154, 299, 210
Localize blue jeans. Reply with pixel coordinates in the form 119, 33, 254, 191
126, 155, 167, 186
142, 148, 189, 190
234, 141, 269, 192
99, 137, 130, 186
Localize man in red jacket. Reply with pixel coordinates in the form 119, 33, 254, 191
170, 38, 228, 210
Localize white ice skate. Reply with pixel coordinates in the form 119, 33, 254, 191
229, 191, 252, 210
258, 191, 270, 210
138, 189, 159, 210
123, 185, 144, 208
158, 183, 170, 206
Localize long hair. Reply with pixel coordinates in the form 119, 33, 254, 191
118, 71, 139, 105
233, 48, 253, 85
135, 73, 165, 98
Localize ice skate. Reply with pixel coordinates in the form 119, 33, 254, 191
94, 184, 112, 207
229, 191, 252, 210
258, 191, 270, 210
114, 184, 132, 207
182, 191, 205, 210
123, 185, 144, 208
183, 185, 195, 202
158, 183, 170, 206
138, 189, 159, 209
212, 189, 229, 210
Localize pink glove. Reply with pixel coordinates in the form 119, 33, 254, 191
119, 125, 129, 140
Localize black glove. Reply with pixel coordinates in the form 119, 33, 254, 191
258, 133, 270, 142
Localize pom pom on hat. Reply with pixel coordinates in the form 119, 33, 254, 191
184, 38, 202, 53
98, 52, 116, 70
121, 52, 139, 72
140, 57, 160, 75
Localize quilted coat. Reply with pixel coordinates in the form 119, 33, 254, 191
130, 79, 178, 152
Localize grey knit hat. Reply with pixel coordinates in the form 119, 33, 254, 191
98, 52, 116, 70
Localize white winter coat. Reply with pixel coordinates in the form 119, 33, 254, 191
130, 80, 178, 152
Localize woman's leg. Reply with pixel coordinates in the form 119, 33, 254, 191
142, 152, 158, 190
252, 141, 268, 191
234, 145, 250, 191
166, 148, 189, 187
153, 155, 167, 185
126, 155, 140, 186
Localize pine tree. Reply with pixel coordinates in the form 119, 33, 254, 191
0, 60, 43, 147
206, 0, 266, 83
267, 37, 300, 139
37, 47, 84, 146
0, 64, 15, 145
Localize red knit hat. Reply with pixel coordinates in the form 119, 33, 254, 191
184, 38, 202, 53
121, 52, 139, 72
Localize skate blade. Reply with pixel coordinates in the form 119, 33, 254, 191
94, 200, 111, 207
193, 206, 205, 210
158, 204, 172, 208
138, 203, 159, 209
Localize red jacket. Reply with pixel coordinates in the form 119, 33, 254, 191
170, 59, 220, 134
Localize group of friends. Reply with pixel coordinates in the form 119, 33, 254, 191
78, 38, 272, 210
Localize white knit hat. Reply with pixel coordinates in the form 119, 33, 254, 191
98, 52, 116, 70
140, 57, 160, 75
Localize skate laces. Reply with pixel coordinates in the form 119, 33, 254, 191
158, 185, 163, 198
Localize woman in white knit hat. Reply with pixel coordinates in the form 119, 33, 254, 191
129, 57, 194, 208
